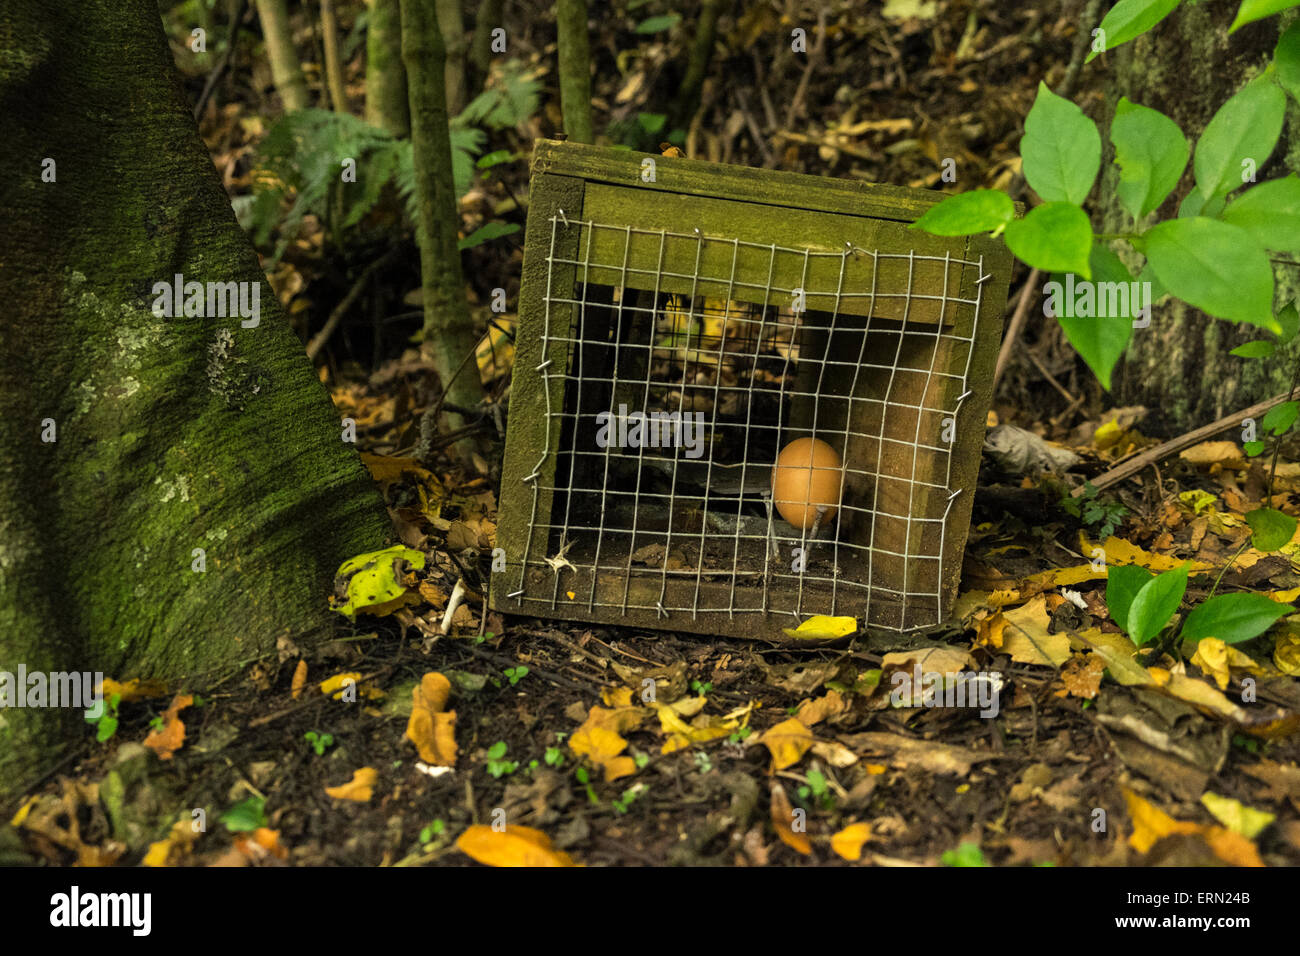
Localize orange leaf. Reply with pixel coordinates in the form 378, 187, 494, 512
760, 717, 814, 770
405, 673, 457, 766
455, 824, 577, 866
143, 693, 193, 760
290, 660, 308, 700
830, 822, 871, 861
325, 766, 378, 802
234, 827, 288, 861
769, 782, 811, 856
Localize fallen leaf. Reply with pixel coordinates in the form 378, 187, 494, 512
1191, 638, 1260, 690
794, 689, 848, 726
406, 672, 457, 766
999, 596, 1071, 666
142, 818, 201, 867
325, 767, 378, 802
233, 827, 288, 862
781, 614, 857, 641
143, 693, 193, 760
456, 824, 576, 866
769, 782, 811, 856
290, 660, 307, 700
760, 717, 814, 770
1124, 787, 1263, 866
830, 822, 871, 861
1200, 791, 1274, 839
98, 678, 167, 702
1080, 533, 1215, 573
1057, 654, 1105, 699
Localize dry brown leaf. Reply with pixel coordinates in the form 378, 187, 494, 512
325, 766, 378, 802
456, 824, 577, 866
794, 689, 849, 726
769, 782, 812, 856
143, 693, 193, 760
1056, 654, 1104, 699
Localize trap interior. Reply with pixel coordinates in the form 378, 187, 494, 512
495, 141, 1012, 636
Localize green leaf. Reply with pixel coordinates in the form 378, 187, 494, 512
637, 112, 667, 134
1245, 506, 1298, 550
1021, 82, 1102, 204
1110, 97, 1189, 219
487, 740, 508, 759
1106, 564, 1154, 634
1221, 175, 1300, 253
1230, 340, 1276, 358
635, 14, 681, 33
1276, 302, 1300, 343
1182, 592, 1292, 644
219, 796, 267, 833
910, 190, 1016, 236
1262, 401, 1300, 436
1087, 0, 1182, 62
476, 149, 513, 170
1004, 202, 1094, 277
1051, 244, 1137, 390
1276, 20, 1300, 103
1194, 77, 1287, 200
1143, 218, 1274, 326
457, 221, 520, 250
1127, 563, 1189, 646
1245, 440, 1267, 456
1229, 0, 1300, 33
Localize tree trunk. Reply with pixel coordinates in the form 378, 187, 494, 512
0, 0, 392, 800
556, 0, 594, 144
672, 0, 723, 131
320, 0, 350, 113
365, 0, 410, 136
1102, 5, 1300, 435
435, 0, 467, 115
255, 0, 310, 111
400, 0, 485, 461
469, 0, 504, 87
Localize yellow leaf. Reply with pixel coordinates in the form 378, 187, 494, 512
290, 660, 308, 700
1191, 638, 1232, 690
1275, 631, 1300, 676
1123, 787, 1204, 853
999, 596, 1071, 666
1179, 441, 1246, 468
1201, 792, 1275, 840
601, 686, 635, 708
830, 822, 871, 861
142, 819, 200, 867
760, 717, 814, 770
571, 703, 648, 780
1080, 533, 1214, 573
655, 704, 735, 753
325, 767, 378, 802
98, 678, 168, 702
456, 824, 576, 867
781, 615, 857, 640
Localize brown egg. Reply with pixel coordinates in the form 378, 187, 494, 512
771, 438, 843, 530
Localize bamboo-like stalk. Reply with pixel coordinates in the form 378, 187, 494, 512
400, 0, 485, 462
320, 0, 349, 112
255, 0, 309, 111
365, 0, 409, 135
436, 0, 467, 114
556, 0, 594, 144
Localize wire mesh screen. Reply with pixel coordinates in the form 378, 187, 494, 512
507, 213, 991, 632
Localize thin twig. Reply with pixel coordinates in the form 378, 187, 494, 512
193, 0, 250, 120
305, 248, 400, 361
993, 268, 1041, 390
1076, 390, 1294, 496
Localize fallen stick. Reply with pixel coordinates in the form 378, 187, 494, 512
1074, 390, 1293, 497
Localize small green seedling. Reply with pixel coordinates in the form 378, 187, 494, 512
544, 746, 565, 768
574, 766, 598, 804
219, 796, 267, 833
1060, 482, 1128, 539
727, 726, 753, 745
304, 731, 334, 756
689, 679, 713, 696
612, 783, 648, 814
797, 768, 835, 810
693, 750, 713, 774
942, 842, 989, 867
85, 692, 122, 743
503, 666, 529, 686
485, 740, 518, 778
420, 820, 446, 843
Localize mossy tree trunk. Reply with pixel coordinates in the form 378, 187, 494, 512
365, 0, 410, 136
1101, 6, 1300, 434
0, 0, 392, 801
557, 0, 594, 144
400, 0, 485, 460
255, 0, 310, 111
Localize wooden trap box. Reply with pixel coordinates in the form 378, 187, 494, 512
493, 140, 1012, 636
